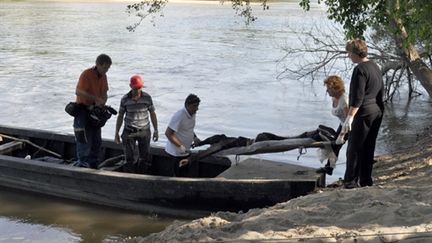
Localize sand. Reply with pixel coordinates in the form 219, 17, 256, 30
138, 131, 432, 243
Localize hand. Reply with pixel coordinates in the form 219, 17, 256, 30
192, 136, 201, 148
179, 159, 190, 167
152, 130, 159, 142
0, 135, 2, 142
341, 115, 354, 134
179, 144, 187, 154
335, 134, 345, 145
114, 133, 121, 144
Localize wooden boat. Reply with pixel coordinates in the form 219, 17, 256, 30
0, 125, 324, 218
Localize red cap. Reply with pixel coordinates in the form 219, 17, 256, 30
130, 75, 144, 89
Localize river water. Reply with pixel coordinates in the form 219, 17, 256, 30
1, 0, 431, 242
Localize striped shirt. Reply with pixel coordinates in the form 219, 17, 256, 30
119, 90, 155, 130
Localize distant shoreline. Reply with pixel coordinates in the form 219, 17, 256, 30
4, 0, 300, 5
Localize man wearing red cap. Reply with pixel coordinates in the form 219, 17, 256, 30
115, 74, 159, 174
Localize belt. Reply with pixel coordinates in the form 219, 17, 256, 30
125, 126, 148, 133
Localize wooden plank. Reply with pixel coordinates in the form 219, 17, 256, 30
217, 158, 318, 180
214, 138, 331, 156
0, 141, 23, 155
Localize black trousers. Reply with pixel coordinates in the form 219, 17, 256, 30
166, 153, 199, 177
344, 111, 383, 187
121, 128, 151, 173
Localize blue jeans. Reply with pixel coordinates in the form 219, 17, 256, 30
74, 109, 102, 168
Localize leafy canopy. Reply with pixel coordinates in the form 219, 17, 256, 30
299, 0, 432, 52
126, 0, 432, 53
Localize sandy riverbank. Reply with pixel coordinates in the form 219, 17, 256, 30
137, 129, 432, 242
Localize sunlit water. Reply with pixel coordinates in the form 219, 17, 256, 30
1, 0, 431, 242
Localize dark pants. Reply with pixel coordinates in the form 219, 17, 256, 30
166, 153, 198, 177
323, 125, 347, 168
74, 109, 102, 168
334, 125, 349, 157
344, 111, 383, 187
121, 128, 151, 174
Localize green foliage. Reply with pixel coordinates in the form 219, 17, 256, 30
300, 0, 384, 40
126, 0, 269, 30
126, 0, 168, 31
299, 0, 432, 53
393, 0, 432, 52
221, 0, 269, 25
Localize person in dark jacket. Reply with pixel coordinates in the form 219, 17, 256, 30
342, 39, 385, 189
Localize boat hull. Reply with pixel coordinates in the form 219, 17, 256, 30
0, 126, 323, 218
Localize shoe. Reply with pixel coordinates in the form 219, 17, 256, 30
316, 166, 333, 175
327, 178, 343, 188
343, 181, 358, 189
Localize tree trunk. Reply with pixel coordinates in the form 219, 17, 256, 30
408, 59, 432, 97
387, 0, 432, 97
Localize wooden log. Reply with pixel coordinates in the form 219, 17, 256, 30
0, 141, 23, 155
214, 138, 332, 156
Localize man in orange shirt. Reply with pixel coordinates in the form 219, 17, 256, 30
74, 54, 111, 168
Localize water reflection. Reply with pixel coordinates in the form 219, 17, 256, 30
0, 217, 80, 243
378, 97, 432, 154
0, 187, 174, 242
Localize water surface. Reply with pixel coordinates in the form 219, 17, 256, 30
1, 0, 431, 241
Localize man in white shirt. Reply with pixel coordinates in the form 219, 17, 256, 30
165, 94, 201, 177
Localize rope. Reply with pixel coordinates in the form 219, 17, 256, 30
0, 133, 62, 158
235, 154, 240, 165
296, 147, 307, 160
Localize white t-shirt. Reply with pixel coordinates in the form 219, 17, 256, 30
331, 94, 348, 125
165, 107, 196, 157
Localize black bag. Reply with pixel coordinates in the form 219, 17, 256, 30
65, 102, 83, 117
88, 105, 117, 128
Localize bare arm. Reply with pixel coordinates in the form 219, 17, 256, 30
150, 111, 158, 132
114, 110, 125, 144
336, 105, 360, 144
165, 127, 182, 148
150, 111, 159, 142
347, 106, 359, 118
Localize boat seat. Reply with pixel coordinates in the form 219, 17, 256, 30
0, 141, 24, 155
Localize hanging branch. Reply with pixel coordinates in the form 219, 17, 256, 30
126, 0, 168, 32
275, 23, 423, 101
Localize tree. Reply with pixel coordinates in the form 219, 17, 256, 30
126, 0, 432, 98
276, 23, 424, 101
297, 0, 432, 98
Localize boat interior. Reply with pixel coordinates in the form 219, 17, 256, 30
0, 125, 324, 186
0, 126, 231, 178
